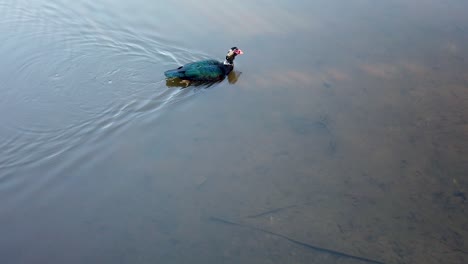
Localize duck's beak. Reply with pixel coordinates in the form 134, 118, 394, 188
235, 49, 244, 55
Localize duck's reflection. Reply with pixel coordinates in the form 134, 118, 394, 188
227, 71, 242, 84
165, 71, 242, 88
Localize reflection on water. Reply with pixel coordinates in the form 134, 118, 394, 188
166, 71, 242, 88
1, 0, 468, 263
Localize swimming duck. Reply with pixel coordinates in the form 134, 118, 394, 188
164, 47, 243, 86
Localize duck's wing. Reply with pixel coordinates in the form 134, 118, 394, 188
164, 60, 224, 81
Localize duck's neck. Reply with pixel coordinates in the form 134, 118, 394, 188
222, 61, 234, 75
224, 53, 236, 65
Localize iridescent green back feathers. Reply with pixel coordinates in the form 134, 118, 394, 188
164, 60, 227, 81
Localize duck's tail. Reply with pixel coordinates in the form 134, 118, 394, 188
164, 68, 186, 79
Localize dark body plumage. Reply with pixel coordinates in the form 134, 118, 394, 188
164, 59, 233, 81
164, 47, 243, 83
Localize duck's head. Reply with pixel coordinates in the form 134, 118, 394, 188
225, 47, 243, 64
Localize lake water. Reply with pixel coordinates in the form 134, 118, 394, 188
1, 0, 467, 263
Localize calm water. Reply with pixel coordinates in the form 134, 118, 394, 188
1, 0, 467, 263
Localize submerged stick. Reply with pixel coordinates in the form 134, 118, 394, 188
246, 204, 298, 218
210, 216, 385, 264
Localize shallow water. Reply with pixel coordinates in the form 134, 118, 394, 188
1, 0, 467, 263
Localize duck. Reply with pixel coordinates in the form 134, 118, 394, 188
164, 47, 243, 86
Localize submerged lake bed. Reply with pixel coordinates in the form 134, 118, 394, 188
0, 0, 467, 263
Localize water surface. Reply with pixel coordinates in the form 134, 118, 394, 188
1, 1, 467, 263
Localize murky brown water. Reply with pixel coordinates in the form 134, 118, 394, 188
0, 0, 467, 263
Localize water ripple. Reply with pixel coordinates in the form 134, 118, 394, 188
0, 0, 206, 189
